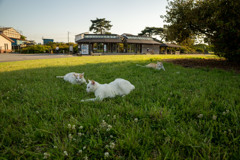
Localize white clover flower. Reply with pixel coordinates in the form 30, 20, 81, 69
224, 131, 227, 134
134, 118, 138, 122
63, 151, 68, 156
73, 138, 76, 141
36, 111, 39, 114
226, 110, 229, 113
110, 142, 115, 149
68, 124, 71, 129
212, 115, 217, 120
106, 128, 111, 132
197, 114, 203, 119
104, 152, 109, 157
78, 132, 82, 136
107, 114, 110, 117
222, 111, 226, 115
100, 120, 108, 128
72, 125, 76, 130
78, 150, 82, 154
105, 145, 109, 148
110, 135, 113, 138
68, 134, 73, 139
79, 126, 83, 129
108, 125, 112, 129
84, 155, 88, 160
83, 146, 86, 150
228, 129, 231, 133
43, 152, 50, 159
113, 115, 116, 119
53, 145, 57, 148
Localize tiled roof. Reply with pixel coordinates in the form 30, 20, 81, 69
0, 33, 14, 42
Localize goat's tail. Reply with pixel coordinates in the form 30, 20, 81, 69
136, 64, 144, 67
56, 76, 64, 78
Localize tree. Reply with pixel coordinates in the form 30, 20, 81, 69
138, 27, 166, 41
89, 18, 113, 34
20, 35, 26, 40
138, 27, 155, 37
163, 0, 240, 61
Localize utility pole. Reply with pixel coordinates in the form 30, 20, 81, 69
68, 32, 70, 54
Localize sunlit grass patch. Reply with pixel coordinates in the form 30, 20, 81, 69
0, 54, 218, 73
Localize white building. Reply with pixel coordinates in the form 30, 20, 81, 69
0, 33, 14, 53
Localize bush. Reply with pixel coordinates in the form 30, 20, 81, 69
180, 46, 195, 54
21, 45, 51, 53
21, 43, 79, 54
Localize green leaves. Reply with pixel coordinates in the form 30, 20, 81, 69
89, 18, 113, 34
163, 0, 240, 61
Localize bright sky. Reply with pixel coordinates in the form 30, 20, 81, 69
0, 0, 168, 44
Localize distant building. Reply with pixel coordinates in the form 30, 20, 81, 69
0, 33, 14, 53
10, 38, 27, 46
43, 38, 54, 45
75, 32, 160, 55
0, 27, 21, 39
25, 40, 36, 46
0, 27, 28, 48
75, 32, 182, 55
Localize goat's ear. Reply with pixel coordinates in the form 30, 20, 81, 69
82, 72, 84, 75
88, 79, 90, 83
91, 80, 95, 85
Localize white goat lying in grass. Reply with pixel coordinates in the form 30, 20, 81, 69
81, 78, 135, 102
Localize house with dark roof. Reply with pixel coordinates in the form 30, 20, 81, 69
75, 32, 181, 55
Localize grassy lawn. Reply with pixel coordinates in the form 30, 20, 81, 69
0, 55, 239, 159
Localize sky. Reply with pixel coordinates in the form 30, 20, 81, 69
0, 0, 168, 44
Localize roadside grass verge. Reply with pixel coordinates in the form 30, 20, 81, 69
0, 55, 239, 159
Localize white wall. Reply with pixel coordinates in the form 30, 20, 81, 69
0, 35, 12, 53
142, 44, 159, 54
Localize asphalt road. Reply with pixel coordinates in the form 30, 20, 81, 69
0, 53, 75, 62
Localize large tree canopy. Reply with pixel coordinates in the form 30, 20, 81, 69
163, 0, 240, 61
89, 18, 113, 34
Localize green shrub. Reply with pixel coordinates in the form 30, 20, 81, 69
21, 45, 51, 53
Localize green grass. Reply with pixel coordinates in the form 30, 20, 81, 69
0, 55, 239, 159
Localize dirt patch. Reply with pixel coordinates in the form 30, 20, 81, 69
165, 59, 240, 73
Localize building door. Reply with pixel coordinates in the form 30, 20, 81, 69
81, 44, 89, 55
4, 44, 8, 51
